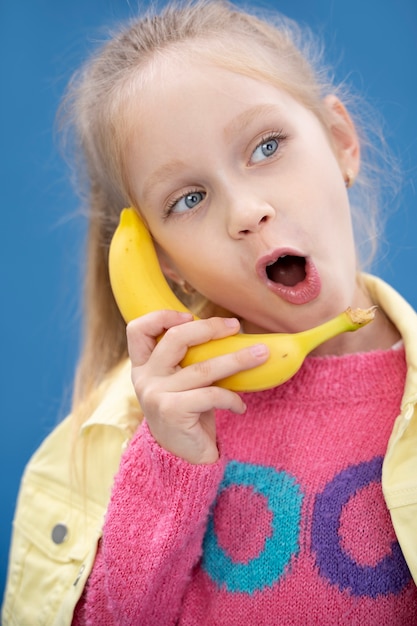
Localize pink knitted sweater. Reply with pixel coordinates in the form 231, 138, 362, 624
73, 347, 417, 625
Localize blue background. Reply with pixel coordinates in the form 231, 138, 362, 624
1, 0, 416, 602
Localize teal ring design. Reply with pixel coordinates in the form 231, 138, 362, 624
202, 460, 303, 593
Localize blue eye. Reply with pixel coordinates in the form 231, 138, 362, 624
170, 190, 206, 214
251, 136, 279, 163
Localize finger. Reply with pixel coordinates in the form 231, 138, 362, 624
148, 388, 245, 427
150, 316, 241, 371
167, 386, 247, 419
127, 310, 193, 365
171, 342, 269, 390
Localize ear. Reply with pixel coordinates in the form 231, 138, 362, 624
323, 95, 360, 180
155, 243, 184, 285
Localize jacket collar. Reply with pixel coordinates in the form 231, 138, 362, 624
80, 359, 140, 437
363, 273, 417, 409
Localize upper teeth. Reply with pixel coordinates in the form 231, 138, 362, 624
267, 255, 287, 266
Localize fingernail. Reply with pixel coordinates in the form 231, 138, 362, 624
250, 343, 268, 357
224, 317, 240, 328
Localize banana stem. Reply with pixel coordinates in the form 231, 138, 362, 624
295, 306, 377, 354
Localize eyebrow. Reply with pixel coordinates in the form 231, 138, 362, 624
223, 103, 280, 143
142, 158, 188, 204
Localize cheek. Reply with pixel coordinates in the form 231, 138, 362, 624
180, 259, 219, 290
160, 241, 210, 284
173, 248, 236, 302
315, 157, 352, 228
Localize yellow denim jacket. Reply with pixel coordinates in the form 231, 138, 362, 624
3, 274, 417, 626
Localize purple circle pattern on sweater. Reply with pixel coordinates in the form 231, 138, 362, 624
311, 456, 411, 598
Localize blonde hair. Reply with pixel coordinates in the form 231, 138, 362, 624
59, 0, 396, 419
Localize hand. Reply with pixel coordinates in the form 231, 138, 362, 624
127, 311, 269, 464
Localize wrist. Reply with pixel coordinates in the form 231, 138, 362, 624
151, 428, 219, 464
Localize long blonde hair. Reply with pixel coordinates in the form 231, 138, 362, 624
59, 0, 394, 419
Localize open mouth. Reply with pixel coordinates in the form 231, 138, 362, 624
258, 250, 321, 305
266, 255, 307, 287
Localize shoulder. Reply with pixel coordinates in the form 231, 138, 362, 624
2, 359, 141, 626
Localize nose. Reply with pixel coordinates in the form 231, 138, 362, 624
226, 197, 275, 239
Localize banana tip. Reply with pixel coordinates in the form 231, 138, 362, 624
346, 305, 377, 327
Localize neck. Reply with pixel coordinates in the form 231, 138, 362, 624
311, 280, 401, 357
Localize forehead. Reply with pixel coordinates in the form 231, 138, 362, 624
126, 53, 302, 133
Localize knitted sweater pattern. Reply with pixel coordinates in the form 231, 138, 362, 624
74, 347, 417, 625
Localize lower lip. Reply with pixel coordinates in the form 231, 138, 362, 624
263, 258, 322, 305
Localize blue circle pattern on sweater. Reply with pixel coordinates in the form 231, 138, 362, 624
202, 460, 303, 593
202, 457, 411, 597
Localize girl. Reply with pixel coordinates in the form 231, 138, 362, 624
3, 1, 417, 624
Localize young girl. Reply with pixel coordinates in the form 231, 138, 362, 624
3, 1, 417, 624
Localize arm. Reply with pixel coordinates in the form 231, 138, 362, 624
78, 421, 225, 625
74, 310, 268, 625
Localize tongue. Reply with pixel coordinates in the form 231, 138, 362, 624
267, 256, 306, 287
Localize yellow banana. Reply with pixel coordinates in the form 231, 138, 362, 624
108, 208, 375, 392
